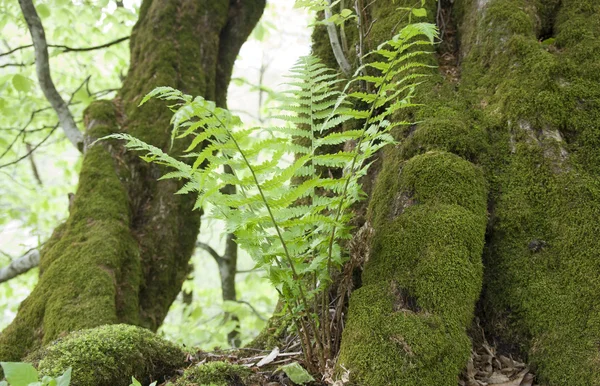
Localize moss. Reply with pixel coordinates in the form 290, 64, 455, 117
83, 100, 119, 139
339, 151, 487, 385
454, 0, 600, 384
0, 119, 141, 361
27, 324, 185, 386
171, 361, 251, 386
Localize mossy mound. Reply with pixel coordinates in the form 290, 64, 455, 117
28, 324, 186, 386
170, 361, 251, 386
338, 151, 488, 386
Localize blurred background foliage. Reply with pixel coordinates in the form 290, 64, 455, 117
0, 0, 311, 350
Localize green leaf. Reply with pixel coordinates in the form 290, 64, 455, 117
339, 8, 353, 18
41, 375, 57, 386
276, 362, 314, 384
411, 7, 427, 17
1, 362, 39, 386
129, 377, 142, 386
12, 74, 31, 93
56, 367, 72, 386
36, 4, 51, 18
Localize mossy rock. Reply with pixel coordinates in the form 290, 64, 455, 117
27, 324, 186, 386
170, 361, 251, 386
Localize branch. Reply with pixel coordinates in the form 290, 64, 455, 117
0, 44, 33, 58
0, 62, 32, 68
0, 125, 58, 169
26, 142, 43, 185
18, 0, 84, 151
0, 77, 88, 166
324, 0, 352, 76
0, 36, 129, 58
51, 36, 130, 53
236, 300, 267, 322
0, 249, 40, 284
196, 241, 224, 264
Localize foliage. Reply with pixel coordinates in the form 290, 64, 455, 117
0, 362, 71, 386
104, 21, 437, 370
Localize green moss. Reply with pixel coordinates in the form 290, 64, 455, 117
339, 151, 487, 385
0, 130, 141, 361
83, 100, 119, 139
27, 324, 185, 386
455, 0, 600, 384
171, 361, 251, 386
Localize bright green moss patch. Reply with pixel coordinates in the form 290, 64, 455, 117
456, 0, 600, 384
171, 361, 251, 386
0, 135, 141, 362
339, 151, 487, 385
29, 324, 185, 386
83, 100, 119, 139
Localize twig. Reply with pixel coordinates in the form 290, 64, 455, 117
236, 300, 267, 322
26, 143, 43, 185
0, 36, 129, 58
0, 62, 31, 68
18, 0, 84, 151
0, 125, 59, 169
50, 36, 129, 53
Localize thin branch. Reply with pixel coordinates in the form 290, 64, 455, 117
196, 241, 224, 264
0, 44, 33, 58
18, 0, 84, 151
0, 62, 32, 68
51, 36, 129, 53
236, 300, 267, 322
26, 142, 43, 185
0, 249, 40, 284
0, 125, 59, 169
0, 77, 88, 165
324, 0, 352, 76
0, 36, 129, 58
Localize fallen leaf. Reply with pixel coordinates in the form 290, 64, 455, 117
256, 347, 280, 367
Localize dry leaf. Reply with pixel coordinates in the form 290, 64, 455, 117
256, 347, 280, 367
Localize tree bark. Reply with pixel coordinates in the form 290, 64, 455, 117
0, 0, 265, 362
310, 0, 600, 385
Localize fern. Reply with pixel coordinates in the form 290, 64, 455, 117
102, 21, 438, 370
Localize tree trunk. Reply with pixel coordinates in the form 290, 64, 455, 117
312, 0, 600, 385
0, 0, 265, 362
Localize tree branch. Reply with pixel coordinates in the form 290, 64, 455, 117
0, 125, 59, 169
0, 249, 40, 284
0, 76, 88, 166
236, 300, 267, 322
18, 0, 84, 151
51, 36, 130, 53
0, 36, 129, 58
196, 241, 224, 264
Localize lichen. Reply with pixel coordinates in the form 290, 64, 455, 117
170, 361, 251, 386
27, 324, 185, 386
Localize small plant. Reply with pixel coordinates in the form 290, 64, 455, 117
104, 21, 437, 372
0, 362, 71, 386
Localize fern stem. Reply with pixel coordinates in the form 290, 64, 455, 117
227, 130, 326, 368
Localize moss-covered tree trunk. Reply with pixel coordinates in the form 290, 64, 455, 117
0, 0, 265, 362
312, 0, 600, 385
